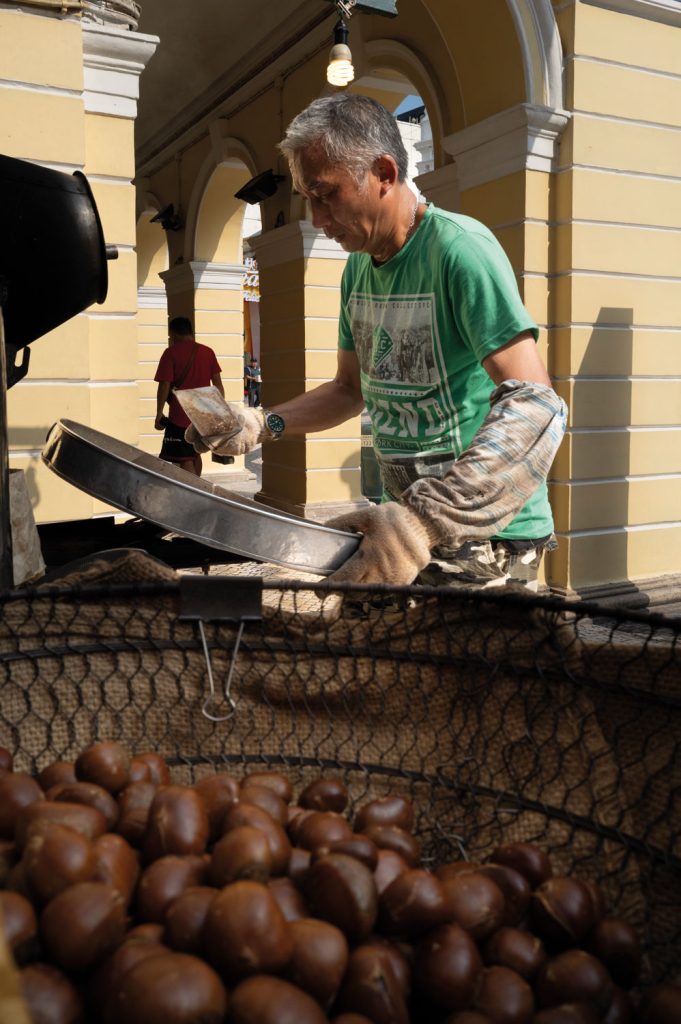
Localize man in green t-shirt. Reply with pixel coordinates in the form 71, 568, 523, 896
186, 94, 567, 589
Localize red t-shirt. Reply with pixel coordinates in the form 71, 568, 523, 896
155, 340, 222, 428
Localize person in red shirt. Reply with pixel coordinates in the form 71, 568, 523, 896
154, 316, 224, 476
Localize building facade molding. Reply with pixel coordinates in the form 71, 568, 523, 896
247, 221, 349, 269
413, 163, 459, 213
82, 22, 158, 118
442, 102, 570, 192
137, 285, 166, 309
506, 0, 565, 110
159, 261, 245, 295
580, 0, 681, 27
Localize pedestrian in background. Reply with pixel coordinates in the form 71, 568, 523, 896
154, 316, 224, 476
244, 356, 262, 407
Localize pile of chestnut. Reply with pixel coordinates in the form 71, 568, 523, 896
0, 740, 679, 1024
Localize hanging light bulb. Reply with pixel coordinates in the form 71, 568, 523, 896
327, 19, 355, 87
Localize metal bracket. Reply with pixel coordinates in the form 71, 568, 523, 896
178, 576, 263, 722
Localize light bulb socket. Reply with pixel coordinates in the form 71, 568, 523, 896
327, 18, 354, 86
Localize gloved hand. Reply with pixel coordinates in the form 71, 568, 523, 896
185, 405, 267, 457
324, 502, 439, 585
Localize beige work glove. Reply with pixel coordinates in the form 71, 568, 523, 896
185, 405, 267, 457
325, 502, 440, 586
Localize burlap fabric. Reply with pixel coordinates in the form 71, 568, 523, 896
1, 550, 679, 982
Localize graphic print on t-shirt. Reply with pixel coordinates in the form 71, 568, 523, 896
348, 292, 463, 461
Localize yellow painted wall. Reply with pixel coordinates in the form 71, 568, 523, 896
550, 0, 681, 593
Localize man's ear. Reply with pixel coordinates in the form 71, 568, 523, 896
373, 155, 399, 194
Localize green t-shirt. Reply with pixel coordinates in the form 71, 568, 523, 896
338, 204, 554, 540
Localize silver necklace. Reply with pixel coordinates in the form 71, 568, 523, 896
404, 197, 419, 244
373, 198, 420, 265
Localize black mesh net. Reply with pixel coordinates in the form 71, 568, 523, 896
1, 556, 679, 986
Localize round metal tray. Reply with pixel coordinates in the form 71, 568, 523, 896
42, 420, 360, 575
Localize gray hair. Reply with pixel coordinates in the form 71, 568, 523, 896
278, 94, 409, 189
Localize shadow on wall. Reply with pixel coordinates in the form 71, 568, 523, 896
569, 307, 634, 594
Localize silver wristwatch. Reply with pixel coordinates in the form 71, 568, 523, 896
263, 410, 285, 440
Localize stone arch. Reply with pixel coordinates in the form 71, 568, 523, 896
184, 133, 259, 265
505, 0, 565, 111
135, 192, 169, 288
358, 38, 445, 167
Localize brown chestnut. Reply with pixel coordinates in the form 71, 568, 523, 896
0, 839, 17, 887
210, 824, 272, 886
116, 780, 157, 847
90, 940, 169, 1023
0, 746, 12, 772
585, 916, 641, 988
0, 771, 44, 839
361, 824, 420, 867
52, 781, 119, 831
194, 772, 240, 840
441, 870, 506, 940
221, 802, 291, 875
128, 757, 153, 783
21, 962, 84, 1024
413, 922, 483, 1010
0, 890, 39, 964
354, 795, 414, 834
37, 760, 76, 791
75, 740, 131, 794
314, 834, 378, 871
535, 949, 614, 1013
436, 861, 481, 881
15, 800, 107, 852
296, 811, 354, 852
143, 785, 209, 861
40, 881, 127, 972
443, 1014, 493, 1024
603, 986, 634, 1024
23, 822, 96, 905
113, 951, 228, 1024
374, 848, 410, 895
336, 943, 409, 1024
532, 1005, 600, 1024
490, 842, 552, 888
239, 783, 289, 826
638, 981, 681, 1024
531, 877, 596, 949
163, 885, 217, 955
203, 880, 293, 982
473, 965, 534, 1024
482, 926, 547, 979
306, 852, 377, 942
288, 846, 312, 886
242, 770, 293, 803
136, 854, 208, 923
92, 832, 140, 906
287, 917, 349, 1007
298, 777, 348, 813
131, 752, 170, 785
268, 876, 310, 921
379, 868, 449, 937
230, 974, 328, 1023
476, 863, 531, 926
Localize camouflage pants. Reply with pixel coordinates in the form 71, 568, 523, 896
418, 535, 557, 591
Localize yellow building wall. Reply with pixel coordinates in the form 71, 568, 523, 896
548, 1, 681, 594
3, 8, 154, 527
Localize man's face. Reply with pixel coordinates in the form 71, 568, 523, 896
295, 147, 383, 255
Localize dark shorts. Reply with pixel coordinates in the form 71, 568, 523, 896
159, 420, 196, 463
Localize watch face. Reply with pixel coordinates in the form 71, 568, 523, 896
266, 412, 285, 436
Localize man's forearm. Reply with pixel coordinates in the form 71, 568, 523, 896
401, 380, 567, 546
269, 377, 364, 434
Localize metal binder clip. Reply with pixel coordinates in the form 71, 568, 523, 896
178, 576, 263, 722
